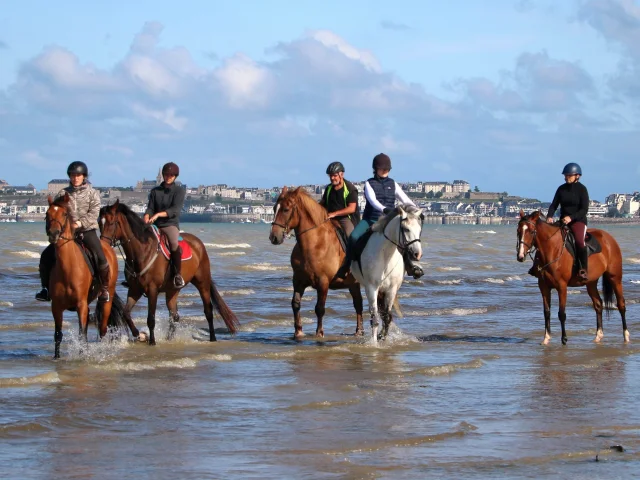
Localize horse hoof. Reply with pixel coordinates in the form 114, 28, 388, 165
562, 337, 568, 345
148, 339, 156, 346
624, 331, 630, 343
315, 331, 324, 338
293, 332, 305, 340
541, 338, 550, 346
355, 329, 364, 337
137, 332, 148, 342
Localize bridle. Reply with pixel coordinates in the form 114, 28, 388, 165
46, 207, 74, 245
271, 201, 329, 239
382, 212, 424, 254
517, 217, 566, 272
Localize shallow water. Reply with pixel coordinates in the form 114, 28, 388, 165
1, 222, 640, 479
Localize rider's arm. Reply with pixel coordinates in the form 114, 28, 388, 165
144, 190, 156, 223
364, 181, 385, 212
394, 182, 416, 207
164, 187, 186, 219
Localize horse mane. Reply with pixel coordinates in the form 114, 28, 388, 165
372, 205, 422, 233
113, 202, 154, 241
289, 187, 328, 225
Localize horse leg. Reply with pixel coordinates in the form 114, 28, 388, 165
165, 289, 180, 341
381, 282, 401, 339
146, 289, 159, 346
52, 303, 64, 359
612, 278, 629, 343
348, 283, 364, 336
124, 291, 146, 342
77, 301, 90, 345
98, 296, 113, 339
539, 280, 552, 345
378, 292, 389, 339
558, 286, 568, 345
366, 286, 381, 343
586, 281, 604, 343
314, 281, 329, 338
192, 276, 216, 342
292, 279, 307, 340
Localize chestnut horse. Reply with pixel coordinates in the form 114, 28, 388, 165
46, 193, 135, 358
269, 186, 364, 339
516, 210, 628, 345
99, 200, 239, 345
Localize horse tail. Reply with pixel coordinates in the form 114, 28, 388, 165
210, 277, 240, 334
94, 292, 129, 331
602, 274, 615, 320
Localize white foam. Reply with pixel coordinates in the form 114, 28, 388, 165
244, 262, 289, 271
0, 301, 13, 307
12, 250, 41, 259
475, 243, 484, 247
473, 230, 497, 234
0, 372, 61, 387
204, 243, 252, 249
484, 278, 505, 284
628, 257, 640, 264
630, 280, 640, 284
26, 240, 50, 247
217, 251, 246, 256
436, 266, 462, 272
99, 358, 197, 372
505, 275, 522, 281
221, 289, 255, 296
436, 279, 462, 285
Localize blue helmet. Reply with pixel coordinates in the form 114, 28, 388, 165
562, 162, 582, 176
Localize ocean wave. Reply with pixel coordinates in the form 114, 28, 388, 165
0, 321, 70, 331
25, 240, 49, 247
473, 230, 497, 234
436, 266, 462, 272
408, 358, 485, 377
0, 371, 60, 387
0, 301, 14, 307
242, 262, 289, 272
220, 289, 255, 296
505, 275, 522, 281
204, 243, 252, 249
12, 250, 41, 259
97, 357, 198, 372
627, 257, 640, 264
484, 278, 505, 284
216, 251, 246, 256
435, 279, 462, 285
406, 307, 491, 317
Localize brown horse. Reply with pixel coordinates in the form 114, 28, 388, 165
46, 193, 135, 358
269, 186, 364, 339
99, 200, 239, 345
516, 209, 628, 345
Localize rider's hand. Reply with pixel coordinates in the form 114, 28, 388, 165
327, 212, 335, 219
546, 217, 555, 224
383, 208, 391, 215
74, 221, 82, 229
562, 216, 572, 225
143, 214, 152, 224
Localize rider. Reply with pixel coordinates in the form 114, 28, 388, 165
144, 162, 186, 289
36, 161, 111, 302
341, 153, 424, 279
319, 161, 359, 237
530, 162, 590, 280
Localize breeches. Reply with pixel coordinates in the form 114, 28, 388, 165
570, 222, 587, 249
160, 225, 180, 252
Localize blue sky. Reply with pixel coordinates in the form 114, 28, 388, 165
1, 0, 639, 201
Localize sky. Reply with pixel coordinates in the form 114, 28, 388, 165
1, 0, 640, 201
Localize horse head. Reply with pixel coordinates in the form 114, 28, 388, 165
516, 209, 542, 262
99, 199, 123, 246
45, 192, 72, 244
270, 186, 302, 245
376, 205, 425, 261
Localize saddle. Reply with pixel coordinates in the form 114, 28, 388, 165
563, 227, 602, 259
352, 228, 375, 272
150, 225, 193, 261
331, 219, 348, 254
73, 234, 99, 278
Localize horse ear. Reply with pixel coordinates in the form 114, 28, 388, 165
47, 195, 54, 206
282, 186, 288, 195
519, 209, 525, 218
398, 206, 407, 219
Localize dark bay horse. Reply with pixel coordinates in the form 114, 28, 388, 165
46, 193, 134, 358
269, 186, 364, 339
516, 210, 628, 345
99, 200, 239, 345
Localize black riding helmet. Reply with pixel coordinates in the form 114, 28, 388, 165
67, 161, 88, 177
326, 162, 345, 175
372, 153, 391, 171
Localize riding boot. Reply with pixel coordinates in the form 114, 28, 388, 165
528, 255, 540, 278
98, 264, 110, 302
171, 249, 185, 288
35, 247, 53, 302
578, 247, 589, 281
403, 251, 424, 279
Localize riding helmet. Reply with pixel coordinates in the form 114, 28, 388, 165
67, 161, 89, 177
326, 162, 345, 175
561, 162, 582, 176
372, 153, 392, 171
162, 162, 180, 177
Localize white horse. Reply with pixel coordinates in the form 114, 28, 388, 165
351, 205, 424, 342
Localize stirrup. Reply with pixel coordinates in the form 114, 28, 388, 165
98, 290, 110, 303
578, 269, 588, 281
35, 289, 51, 302
174, 275, 185, 289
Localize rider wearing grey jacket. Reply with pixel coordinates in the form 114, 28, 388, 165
36, 161, 111, 303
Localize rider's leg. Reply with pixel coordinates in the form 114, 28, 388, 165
36, 244, 55, 302
83, 229, 110, 302
161, 226, 185, 288
571, 222, 588, 280
336, 218, 370, 278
